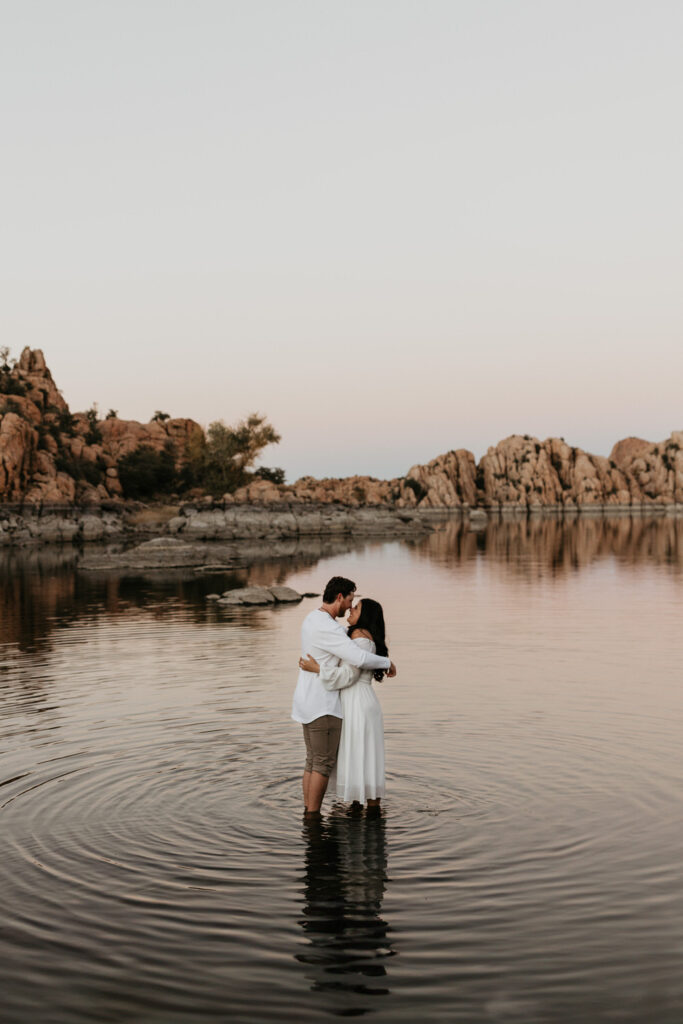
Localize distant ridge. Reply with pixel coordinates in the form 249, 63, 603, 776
1, 348, 682, 510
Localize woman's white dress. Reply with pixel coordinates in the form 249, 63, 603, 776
320, 636, 385, 803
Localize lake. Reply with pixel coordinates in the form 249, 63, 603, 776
1, 515, 683, 1022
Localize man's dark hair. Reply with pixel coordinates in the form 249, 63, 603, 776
322, 576, 356, 604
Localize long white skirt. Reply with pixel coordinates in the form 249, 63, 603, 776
335, 680, 385, 803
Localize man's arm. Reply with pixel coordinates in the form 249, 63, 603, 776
319, 661, 361, 691
318, 627, 391, 672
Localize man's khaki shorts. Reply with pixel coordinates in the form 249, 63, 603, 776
302, 715, 342, 777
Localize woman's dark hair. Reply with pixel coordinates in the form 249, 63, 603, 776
348, 598, 388, 681
323, 576, 356, 604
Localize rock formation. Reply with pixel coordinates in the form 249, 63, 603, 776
230, 450, 479, 508
478, 433, 683, 509
0, 347, 202, 505
2, 348, 683, 512
231, 435, 683, 511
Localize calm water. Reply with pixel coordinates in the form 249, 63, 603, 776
1, 516, 683, 1023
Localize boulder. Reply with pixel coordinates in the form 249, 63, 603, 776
402, 449, 478, 508
268, 586, 303, 602
0, 412, 38, 500
80, 538, 209, 570
218, 586, 276, 605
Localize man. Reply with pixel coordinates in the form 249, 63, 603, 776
292, 575, 397, 814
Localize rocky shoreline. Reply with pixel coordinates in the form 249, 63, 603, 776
2, 497, 683, 550
0, 500, 439, 548
3, 348, 683, 537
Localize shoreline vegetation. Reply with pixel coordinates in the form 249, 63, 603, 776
2, 347, 683, 549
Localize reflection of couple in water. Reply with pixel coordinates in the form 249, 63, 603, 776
292, 576, 397, 816
297, 811, 393, 1008
293, 578, 396, 1008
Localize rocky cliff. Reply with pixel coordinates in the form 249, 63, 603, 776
0, 348, 202, 505
230, 433, 683, 510
2, 348, 682, 511
477, 432, 683, 509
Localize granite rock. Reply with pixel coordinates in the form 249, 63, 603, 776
268, 586, 303, 603
218, 586, 276, 605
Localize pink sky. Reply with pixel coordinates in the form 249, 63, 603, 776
2, 1, 681, 481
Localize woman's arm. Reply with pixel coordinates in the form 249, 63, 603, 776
316, 626, 392, 673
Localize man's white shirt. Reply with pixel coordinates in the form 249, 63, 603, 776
291, 608, 391, 724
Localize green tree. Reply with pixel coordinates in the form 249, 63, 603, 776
118, 443, 177, 499
201, 413, 281, 496
0, 346, 26, 396
254, 466, 285, 485
84, 405, 102, 445
106, 409, 118, 419
57, 409, 77, 435
152, 410, 170, 422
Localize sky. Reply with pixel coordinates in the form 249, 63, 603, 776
1, 0, 681, 481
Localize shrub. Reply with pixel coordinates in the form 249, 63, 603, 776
254, 466, 285, 485
84, 406, 102, 445
55, 454, 76, 476
0, 370, 27, 397
197, 414, 281, 497
404, 477, 428, 501
0, 348, 26, 396
106, 409, 118, 419
54, 454, 103, 486
152, 410, 170, 422
81, 460, 103, 487
57, 409, 77, 435
179, 432, 205, 491
117, 443, 177, 499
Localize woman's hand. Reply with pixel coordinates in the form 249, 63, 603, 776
299, 653, 320, 674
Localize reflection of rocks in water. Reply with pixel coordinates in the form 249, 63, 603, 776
296, 814, 393, 1013
413, 514, 683, 579
80, 534, 373, 579
3, 518, 683, 653
0, 535, 375, 652
247, 536, 390, 587
0, 547, 80, 653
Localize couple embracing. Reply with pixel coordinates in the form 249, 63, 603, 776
292, 576, 396, 816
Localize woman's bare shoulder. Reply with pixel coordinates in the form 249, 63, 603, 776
350, 628, 373, 641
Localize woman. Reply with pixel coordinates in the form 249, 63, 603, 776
299, 598, 388, 811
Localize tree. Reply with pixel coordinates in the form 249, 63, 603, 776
152, 410, 170, 422
84, 405, 102, 445
57, 409, 77, 435
0, 347, 26, 396
118, 443, 176, 499
201, 413, 281, 496
106, 409, 118, 419
254, 466, 285, 485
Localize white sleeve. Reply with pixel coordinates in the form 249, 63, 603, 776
318, 628, 390, 671
320, 662, 361, 692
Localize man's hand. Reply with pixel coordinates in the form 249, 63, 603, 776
386, 662, 397, 678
